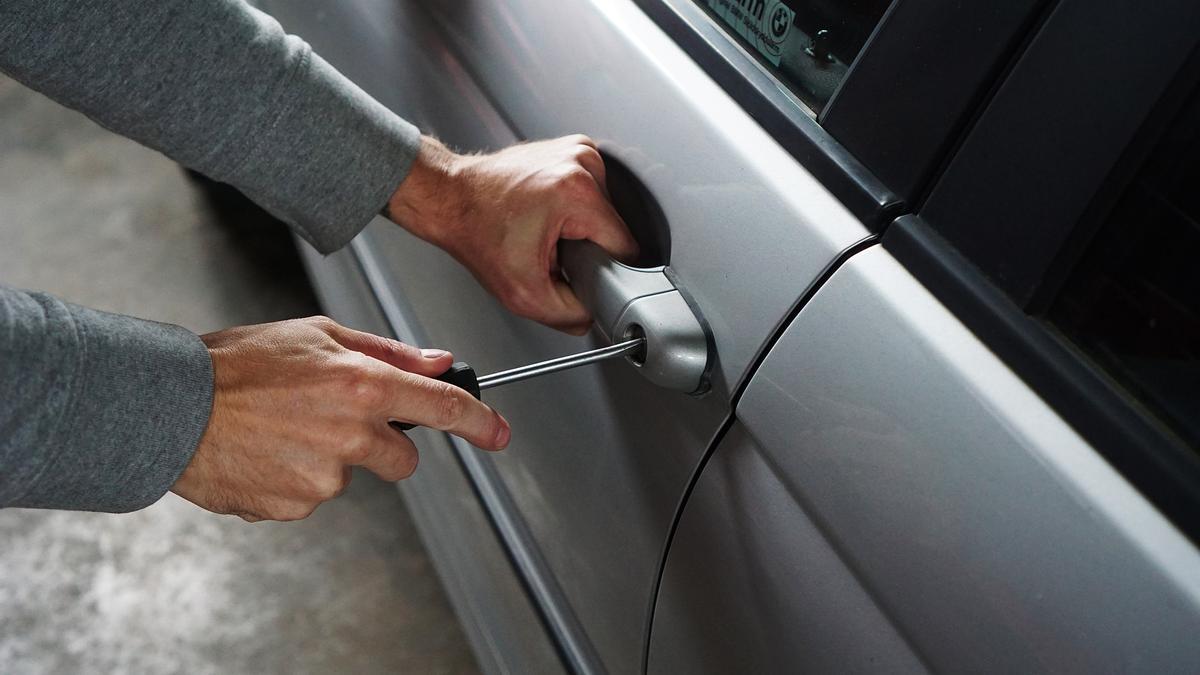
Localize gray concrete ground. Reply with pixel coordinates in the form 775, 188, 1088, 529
0, 76, 479, 673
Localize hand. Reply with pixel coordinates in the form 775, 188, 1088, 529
386, 135, 640, 335
172, 316, 509, 522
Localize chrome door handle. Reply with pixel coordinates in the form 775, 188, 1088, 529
560, 240, 711, 394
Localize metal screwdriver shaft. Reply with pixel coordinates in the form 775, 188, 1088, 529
477, 337, 645, 390
392, 338, 647, 432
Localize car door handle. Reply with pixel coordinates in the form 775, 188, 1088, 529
560, 240, 711, 394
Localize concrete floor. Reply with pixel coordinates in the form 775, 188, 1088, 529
0, 77, 479, 673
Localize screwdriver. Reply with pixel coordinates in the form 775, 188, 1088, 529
392, 337, 646, 431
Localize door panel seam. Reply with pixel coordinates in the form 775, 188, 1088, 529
640, 233, 879, 673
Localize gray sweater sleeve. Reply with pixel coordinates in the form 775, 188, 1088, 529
0, 0, 422, 512
0, 288, 214, 512
0, 0, 421, 254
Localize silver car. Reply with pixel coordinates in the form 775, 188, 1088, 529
258, 0, 1200, 672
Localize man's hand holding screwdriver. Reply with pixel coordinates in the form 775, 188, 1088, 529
174, 135, 639, 522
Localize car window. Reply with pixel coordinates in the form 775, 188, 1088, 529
1048, 82, 1200, 449
695, 0, 892, 113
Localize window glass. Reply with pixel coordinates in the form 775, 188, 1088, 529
696, 0, 892, 113
1049, 83, 1200, 449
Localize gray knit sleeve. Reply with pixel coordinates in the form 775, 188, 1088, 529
0, 287, 214, 512
0, 0, 420, 253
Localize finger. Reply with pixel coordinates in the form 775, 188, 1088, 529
562, 194, 641, 263
499, 257, 592, 333
574, 145, 607, 195
565, 133, 597, 150
325, 324, 454, 376
357, 426, 421, 481
524, 276, 592, 335
383, 369, 512, 451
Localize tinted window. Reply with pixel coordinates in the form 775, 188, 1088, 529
696, 0, 891, 113
1049, 83, 1200, 449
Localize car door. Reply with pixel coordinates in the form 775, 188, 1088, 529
261, 0, 870, 667
265, 2, 877, 671
650, 0, 1200, 671
258, 0, 1068, 671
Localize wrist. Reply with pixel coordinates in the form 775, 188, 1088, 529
386, 136, 469, 246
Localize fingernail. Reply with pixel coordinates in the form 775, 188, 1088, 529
494, 416, 511, 449
421, 349, 449, 359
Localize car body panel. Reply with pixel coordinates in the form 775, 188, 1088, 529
651, 245, 1200, 672
264, 0, 871, 670
649, 422, 927, 673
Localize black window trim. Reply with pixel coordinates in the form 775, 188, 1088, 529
916, 0, 1200, 310
631, 0, 1050, 222
822, 0, 1054, 206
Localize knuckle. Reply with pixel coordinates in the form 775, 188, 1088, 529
308, 315, 338, 332
356, 379, 384, 407
310, 472, 345, 501
574, 145, 601, 163
332, 354, 364, 378
341, 369, 384, 408
557, 166, 594, 192
389, 339, 420, 361
432, 383, 465, 429
341, 434, 371, 464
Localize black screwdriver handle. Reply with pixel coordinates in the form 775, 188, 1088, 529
391, 362, 481, 431
435, 362, 482, 400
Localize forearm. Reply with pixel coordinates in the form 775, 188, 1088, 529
0, 0, 420, 253
0, 287, 213, 512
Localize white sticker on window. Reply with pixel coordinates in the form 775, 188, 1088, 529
705, 0, 796, 66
